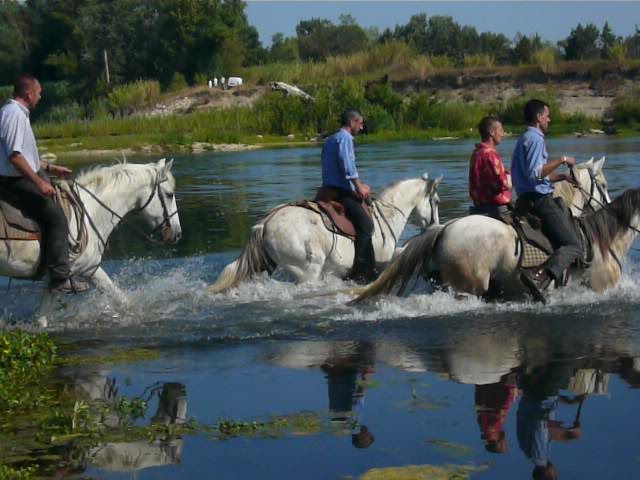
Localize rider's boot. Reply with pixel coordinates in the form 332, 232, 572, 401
520, 267, 553, 304
49, 276, 90, 294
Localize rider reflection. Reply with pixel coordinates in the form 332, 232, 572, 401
516, 361, 586, 480
475, 372, 519, 454
321, 342, 375, 449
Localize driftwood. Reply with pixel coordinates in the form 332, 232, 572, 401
269, 81, 314, 102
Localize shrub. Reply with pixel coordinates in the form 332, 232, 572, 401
610, 44, 629, 71
406, 94, 485, 131
463, 54, 495, 68
107, 79, 161, 116
40, 102, 85, 123
365, 82, 403, 120
533, 47, 558, 74
498, 91, 563, 125
611, 92, 640, 125
429, 55, 456, 69
363, 104, 395, 133
254, 91, 311, 135
167, 72, 188, 92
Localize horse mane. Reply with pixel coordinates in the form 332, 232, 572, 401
378, 177, 427, 202
75, 161, 175, 192
582, 188, 640, 255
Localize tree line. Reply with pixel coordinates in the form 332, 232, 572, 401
2, 1, 639, 94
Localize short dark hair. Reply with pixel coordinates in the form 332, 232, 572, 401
524, 99, 549, 124
340, 109, 362, 127
13, 74, 39, 98
478, 116, 501, 140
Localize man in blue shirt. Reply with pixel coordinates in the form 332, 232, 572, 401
321, 110, 375, 283
512, 99, 581, 303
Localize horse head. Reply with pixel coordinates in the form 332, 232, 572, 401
139, 158, 182, 244
574, 156, 610, 212
410, 173, 442, 229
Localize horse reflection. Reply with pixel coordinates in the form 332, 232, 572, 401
70, 369, 187, 472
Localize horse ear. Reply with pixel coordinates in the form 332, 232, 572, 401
581, 157, 594, 171
164, 158, 175, 172
594, 156, 605, 174
156, 158, 167, 169
430, 175, 443, 193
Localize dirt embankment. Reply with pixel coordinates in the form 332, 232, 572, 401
145, 70, 637, 120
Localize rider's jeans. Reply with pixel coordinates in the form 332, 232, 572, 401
0, 172, 70, 283
523, 193, 581, 280
336, 190, 375, 276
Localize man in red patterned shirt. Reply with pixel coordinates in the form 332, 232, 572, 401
469, 116, 512, 217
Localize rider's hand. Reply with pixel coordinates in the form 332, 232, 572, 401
562, 155, 577, 167
563, 171, 580, 186
37, 178, 56, 197
358, 183, 372, 199
50, 164, 72, 177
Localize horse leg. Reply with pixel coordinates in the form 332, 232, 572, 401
90, 267, 129, 307
36, 288, 56, 328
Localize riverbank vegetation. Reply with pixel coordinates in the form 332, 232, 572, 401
1, 1, 640, 153
0, 0, 640, 151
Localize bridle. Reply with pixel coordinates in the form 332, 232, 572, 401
569, 167, 609, 214
74, 173, 178, 251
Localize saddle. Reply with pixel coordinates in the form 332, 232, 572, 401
0, 181, 88, 256
477, 200, 592, 272
293, 187, 372, 239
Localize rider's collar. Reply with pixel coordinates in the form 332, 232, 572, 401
526, 126, 544, 138
8, 99, 29, 117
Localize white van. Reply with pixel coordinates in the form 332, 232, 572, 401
227, 76, 243, 88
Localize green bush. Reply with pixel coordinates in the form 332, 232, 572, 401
365, 82, 403, 121
497, 91, 563, 126
167, 72, 188, 92
0, 330, 57, 414
363, 104, 395, 133
406, 94, 485, 130
107, 79, 161, 116
0, 84, 12, 104
612, 93, 640, 125
254, 91, 311, 135
40, 101, 85, 123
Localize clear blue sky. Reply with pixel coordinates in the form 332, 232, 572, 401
246, 1, 639, 46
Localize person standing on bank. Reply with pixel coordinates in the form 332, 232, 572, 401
469, 116, 512, 218
511, 99, 580, 302
321, 110, 376, 283
0, 74, 88, 293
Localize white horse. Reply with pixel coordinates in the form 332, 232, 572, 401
209, 174, 442, 293
0, 159, 182, 327
354, 158, 616, 303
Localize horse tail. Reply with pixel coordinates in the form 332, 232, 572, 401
350, 225, 445, 304
208, 222, 275, 294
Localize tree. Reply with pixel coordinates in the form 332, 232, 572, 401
296, 17, 368, 61
270, 33, 299, 63
600, 21, 619, 59
624, 26, 640, 59
0, 1, 30, 85
562, 23, 600, 60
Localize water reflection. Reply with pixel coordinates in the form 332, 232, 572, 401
262, 310, 640, 477
66, 368, 188, 473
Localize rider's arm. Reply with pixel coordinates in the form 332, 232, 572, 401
9, 152, 54, 196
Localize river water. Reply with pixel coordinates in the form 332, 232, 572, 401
2, 135, 640, 479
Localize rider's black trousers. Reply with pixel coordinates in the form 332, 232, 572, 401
336, 190, 375, 278
519, 192, 582, 280
0, 172, 70, 283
